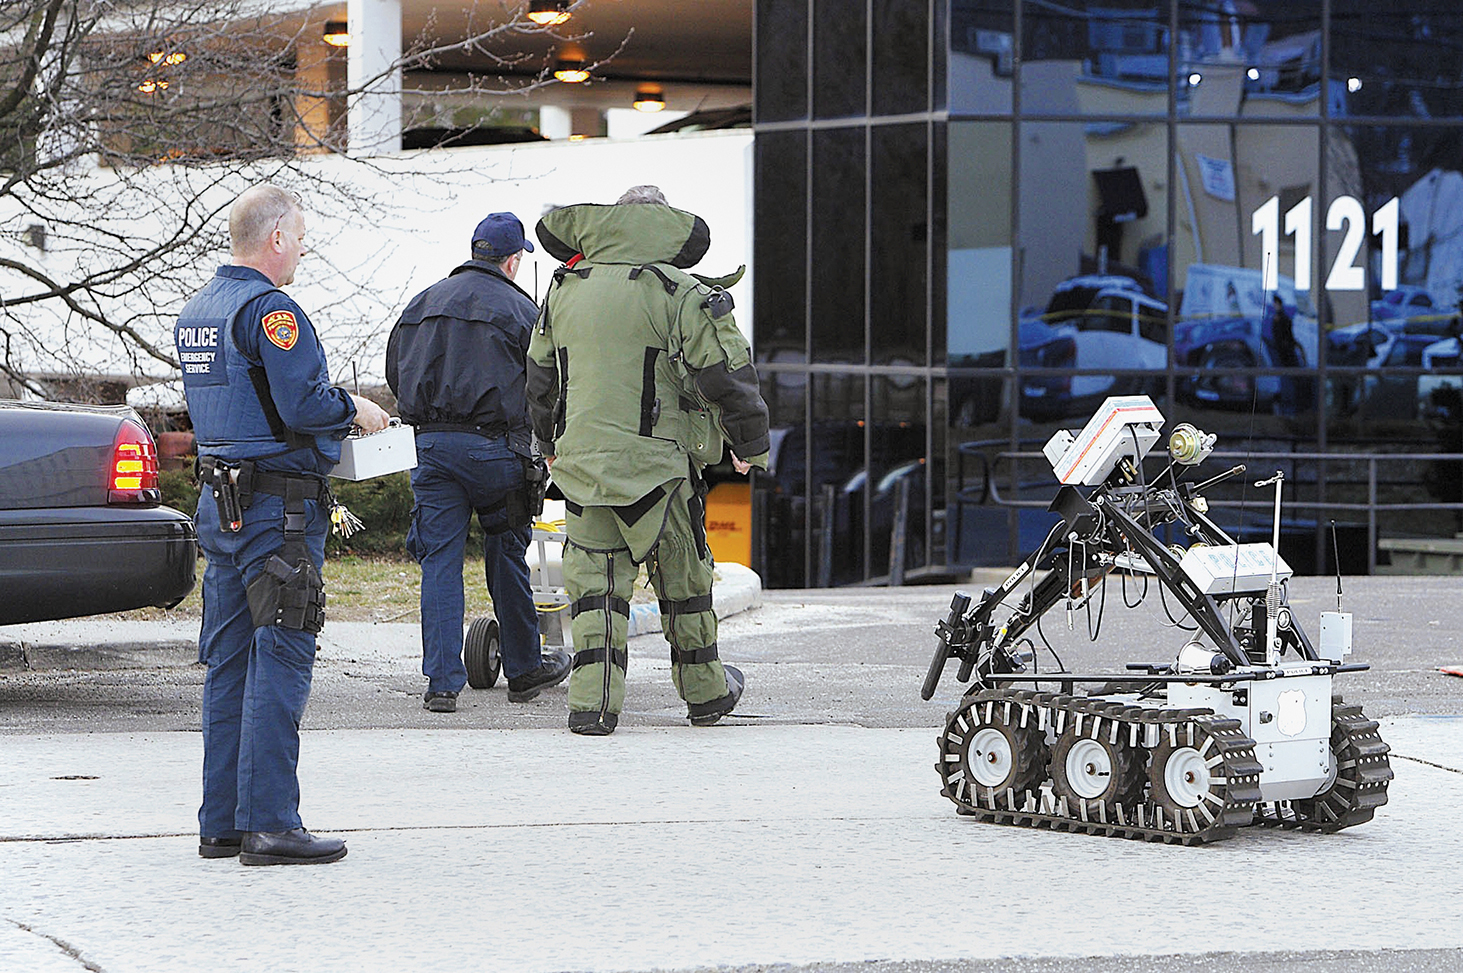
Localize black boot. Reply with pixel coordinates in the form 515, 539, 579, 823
507, 649, 573, 702
687, 664, 744, 726
239, 828, 347, 866
568, 710, 619, 735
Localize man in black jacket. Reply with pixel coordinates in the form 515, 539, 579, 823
386, 213, 569, 713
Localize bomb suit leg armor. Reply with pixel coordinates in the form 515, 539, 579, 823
563, 504, 638, 734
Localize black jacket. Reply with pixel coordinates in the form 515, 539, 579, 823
386, 260, 537, 456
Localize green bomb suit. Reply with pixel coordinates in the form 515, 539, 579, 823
526, 202, 770, 734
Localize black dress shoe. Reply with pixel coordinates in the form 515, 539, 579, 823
568, 710, 618, 735
423, 691, 458, 712
239, 828, 347, 866
688, 664, 744, 726
198, 836, 242, 859
507, 649, 572, 702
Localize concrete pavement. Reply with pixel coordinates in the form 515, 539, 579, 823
1, 718, 1460, 973
3, 574, 1463, 972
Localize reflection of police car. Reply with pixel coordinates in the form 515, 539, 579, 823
1329, 314, 1456, 369
1371, 285, 1436, 324
1171, 266, 1319, 411
1419, 335, 1463, 408
1018, 275, 1166, 419
1174, 313, 1311, 408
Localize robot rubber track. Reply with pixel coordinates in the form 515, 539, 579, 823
936, 688, 1391, 845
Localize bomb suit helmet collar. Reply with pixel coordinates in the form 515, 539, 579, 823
535, 202, 711, 269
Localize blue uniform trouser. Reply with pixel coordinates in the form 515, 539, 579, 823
407, 432, 540, 693
195, 490, 327, 837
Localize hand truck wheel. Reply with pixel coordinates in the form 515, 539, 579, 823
464, 616, 501, 689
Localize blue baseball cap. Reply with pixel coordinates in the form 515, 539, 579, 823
470, 212, 534, 259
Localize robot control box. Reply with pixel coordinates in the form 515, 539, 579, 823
1044, 395, 1165, 486
1180, 543, 1291, 595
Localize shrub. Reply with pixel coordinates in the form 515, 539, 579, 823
158, 465, 422, 558
326, 472, 416, 556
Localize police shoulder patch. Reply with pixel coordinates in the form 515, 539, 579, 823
262, 309, 299, 350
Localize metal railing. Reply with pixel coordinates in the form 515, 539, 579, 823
954, 440, 1463, 575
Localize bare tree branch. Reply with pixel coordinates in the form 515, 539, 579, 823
1, 0, 617, 402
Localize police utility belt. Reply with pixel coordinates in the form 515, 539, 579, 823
197, 456, 328, 635
408, 423, 549, 528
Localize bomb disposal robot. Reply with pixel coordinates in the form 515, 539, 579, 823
923, 396, 1392, 844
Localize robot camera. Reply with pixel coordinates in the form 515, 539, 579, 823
1043, 395, 1166, 487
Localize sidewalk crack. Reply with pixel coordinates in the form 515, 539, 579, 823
7, 918, 104, 971
1391, 752, 1462, 775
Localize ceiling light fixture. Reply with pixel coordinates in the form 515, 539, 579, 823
527, 1, 571, 27
323, 20, 349, 47
553, 58, 589, 83
633, 84, 665, 113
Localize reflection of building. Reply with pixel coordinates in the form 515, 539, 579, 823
752, 1, 1463, 585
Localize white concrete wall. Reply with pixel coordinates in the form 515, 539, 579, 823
0, 129, 753, 401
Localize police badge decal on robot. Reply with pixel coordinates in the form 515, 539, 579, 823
262, 310, 299, 350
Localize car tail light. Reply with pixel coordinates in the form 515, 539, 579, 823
109, 419, 161, 504
1042, 335, 1077, 367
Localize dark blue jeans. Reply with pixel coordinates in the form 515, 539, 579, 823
407, 432, 540, 693
195, 490, 326, 837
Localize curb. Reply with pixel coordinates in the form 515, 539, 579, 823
0, 618, 202, 673
0, 564, 766, 671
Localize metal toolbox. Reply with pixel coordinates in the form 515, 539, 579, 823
329, 420, 417, 480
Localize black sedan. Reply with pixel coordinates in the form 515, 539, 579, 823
0, 400, 196, 625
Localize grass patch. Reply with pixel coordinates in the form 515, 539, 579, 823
121, 552, 659, 624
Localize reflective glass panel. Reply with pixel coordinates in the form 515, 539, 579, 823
869, 377, 930, 578
947, 120, 1013, 377
1331, 1, 1463, 121
871, 123, 930, 366
755, 0, 808, 122
1171, 122, 1319, 417
1017, 119, 1170, 422
949, 0, 1013, 115
811, 375, 868, 585
873, 0, 930, 116
1330, 122, 1463, 332
810, 127, 868, 363
1326, 122, 1463, 447
1022, 0, 1167, 117
755, 129, 808, 390
1177, 1, 1321, 118
755, 419, 809, 588
813, 0, 868, 120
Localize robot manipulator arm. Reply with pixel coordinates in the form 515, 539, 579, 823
920, 532, 1104, 699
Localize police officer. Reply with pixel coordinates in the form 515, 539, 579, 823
386, 213, 571, 713
526, 185, 771, 736
176, 184, 389, 864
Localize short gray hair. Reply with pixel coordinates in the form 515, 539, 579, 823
229, 184, 301, 254
616, 184, 669, 206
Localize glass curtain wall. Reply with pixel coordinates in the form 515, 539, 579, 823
753, 0, 938, 587
754, 0, 1463, 585
944, 0, 1463, 576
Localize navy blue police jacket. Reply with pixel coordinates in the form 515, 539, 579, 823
385, 259, 536, 458
175, 265, 356, 476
